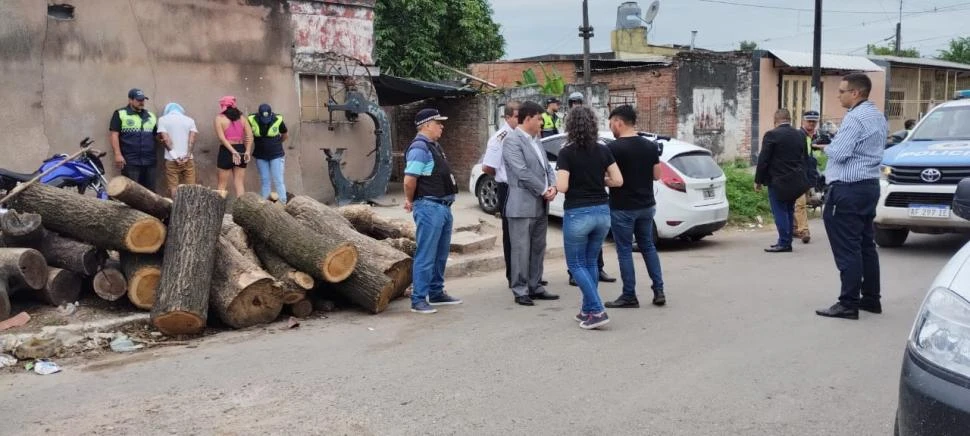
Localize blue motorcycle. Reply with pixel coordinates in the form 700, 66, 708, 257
0, 137, 110, 199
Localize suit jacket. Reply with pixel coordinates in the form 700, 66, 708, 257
755, 123, 808, 187
503, 128, 556, 218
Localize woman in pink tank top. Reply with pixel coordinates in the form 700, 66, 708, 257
214, 95, 253, 196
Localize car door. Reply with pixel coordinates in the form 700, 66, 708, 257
542, 136, 567, 217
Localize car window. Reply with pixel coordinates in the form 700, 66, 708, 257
542, 137, 566, 161
911, 106, 970, 141
668, 152, 723, 179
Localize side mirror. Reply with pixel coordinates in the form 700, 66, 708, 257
954, 178, 970, 220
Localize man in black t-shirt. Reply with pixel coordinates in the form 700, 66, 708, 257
604, 105, 666, 308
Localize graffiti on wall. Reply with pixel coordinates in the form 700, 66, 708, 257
290, 0, 375, 65
693, 87, 725, 133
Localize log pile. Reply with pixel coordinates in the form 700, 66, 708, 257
0, 178, 415, 330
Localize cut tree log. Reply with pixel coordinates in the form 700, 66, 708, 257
338, 204, 416, 240
37, 230, 106, 276
286, 298, 313, 318
0, 248, 48, 291
232, 193, 358, 283
210, 237, 283, 329
287, 196, 413, 302
0, 281, 9, 322
6, 184, 166, 253
220, 216, 262, 266
221, 217, 303, 303
107, 176, 173, 220
384, 238, 416, 257
248, 238, 309, 304
120, 252, 162, 310
152, 185, 225, 335
32, 267, 81, 306
0, 210, 44, 246
92, 259, 127, 302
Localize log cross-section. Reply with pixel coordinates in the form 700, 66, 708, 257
107, 176, 174, 220
120, 252, 162, 310
210, 237, 283, 329
0, 248, 48, 291
151, 185, 225, 335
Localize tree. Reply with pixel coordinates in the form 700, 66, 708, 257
939, 37, 970, 64
867, 43, 920, 57
374, 0, 505, 81
739, 41, 758, 51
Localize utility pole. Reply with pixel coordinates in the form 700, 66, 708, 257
580, 0, 593, 99
894, 0, 902, 55
811, 0, 822, 114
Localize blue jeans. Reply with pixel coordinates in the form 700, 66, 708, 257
768, 186, 795, 247
563, 204, 611, 314
611, 207, 664, 298
411, 199, 453, 305
256, 157, 287, 202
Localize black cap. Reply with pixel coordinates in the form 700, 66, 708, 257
415, 108, 448, 126
128, 88, 149, 101
802, 110, 820, 121
545, 97, 560, 106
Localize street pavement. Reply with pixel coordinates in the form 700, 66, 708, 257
1, 223, 966, 436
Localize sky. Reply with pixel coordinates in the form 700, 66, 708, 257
488, 0, 969, 60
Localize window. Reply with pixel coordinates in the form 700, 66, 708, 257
668, 151, 723, 179
887, 90, 905, 118
299, 73, 353, 122
608, 88, 637, 111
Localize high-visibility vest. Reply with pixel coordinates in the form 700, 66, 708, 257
116, 108, 157, 165
118, 109, 157, 133
541, 112, 561, 135
248, 114, 284, 137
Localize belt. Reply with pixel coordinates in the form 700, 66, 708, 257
829, 179, 879, 186
419, 197, 454, 207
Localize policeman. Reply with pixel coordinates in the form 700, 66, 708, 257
567, 91, 584, 109
540, 97, 562, 138
109, 88, 159, 190
794, 110, 820, 244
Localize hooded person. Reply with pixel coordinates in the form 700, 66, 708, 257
157, 102, 199, 196
247, 103, 289, 202
214, 95, 254, 197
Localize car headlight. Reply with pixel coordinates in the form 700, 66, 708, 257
880, 165, 892, 180
910, 287, 970, 377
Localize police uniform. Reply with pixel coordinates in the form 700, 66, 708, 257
109, 93, 158, 190
482, 122, 514, 285
794, 110, 821, 243
540, 97, 562, 138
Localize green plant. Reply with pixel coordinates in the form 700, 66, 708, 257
515, 64, 565, 95
721, 160, 772, 224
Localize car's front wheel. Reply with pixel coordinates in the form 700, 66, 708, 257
874, 226, 909, 247
476, 175, 500, 214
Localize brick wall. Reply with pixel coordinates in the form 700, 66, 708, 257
391, 96, 488, 188
470, 61, 579, 87
591, 66, 678, 136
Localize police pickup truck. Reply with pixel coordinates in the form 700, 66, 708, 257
875, 98, 970, 247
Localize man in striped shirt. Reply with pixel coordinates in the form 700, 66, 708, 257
813, 73, 887, 320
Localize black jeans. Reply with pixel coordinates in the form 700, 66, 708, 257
122, 164, 157, 192
822, 180, 881, 308
498, 182, 512, 286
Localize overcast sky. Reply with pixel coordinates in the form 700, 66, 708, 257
489, 0, 968, 59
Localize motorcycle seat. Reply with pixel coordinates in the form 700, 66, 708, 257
0, 168, 38, 182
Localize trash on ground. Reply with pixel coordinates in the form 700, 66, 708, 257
14, 337, 60, 360
57, 302, 79, 317
32, 359, 61, 375
286, 317, 300, 329
0, 312, 30, 331
109, 335, 144, 353
0, 353, 17, 368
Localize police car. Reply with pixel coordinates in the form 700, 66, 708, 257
875, 98, 970, 247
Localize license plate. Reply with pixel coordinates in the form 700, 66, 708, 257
702, 188, 715, 200
908, 204, 951, 218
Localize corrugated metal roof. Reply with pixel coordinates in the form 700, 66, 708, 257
867, 55, 970, 72
768, 49, 883, 72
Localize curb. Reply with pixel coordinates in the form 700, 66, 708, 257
445, 245, 566, 279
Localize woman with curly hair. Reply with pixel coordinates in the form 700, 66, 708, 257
555, 106, 624, 329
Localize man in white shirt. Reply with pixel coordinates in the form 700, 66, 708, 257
157, 102, 198, 197
483, 101, 519, 286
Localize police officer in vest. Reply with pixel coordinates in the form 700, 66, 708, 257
540, 97, 563, 138
247, 103, 289, 203
110, 88, 159, 190
403, 108, 463, 314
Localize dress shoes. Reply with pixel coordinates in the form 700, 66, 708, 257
815, 303, 859, 320
529, 291, 560, 300
599, 270, 617, 282
514, 295, 535, 306
764, 245, 793, 253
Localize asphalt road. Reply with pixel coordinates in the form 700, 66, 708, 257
2, 224, 967, 436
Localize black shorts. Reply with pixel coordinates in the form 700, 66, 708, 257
217, 144, 247, 170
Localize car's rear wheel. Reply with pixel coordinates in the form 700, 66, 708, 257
874, 226, 909, 247
476, 175, 500, 214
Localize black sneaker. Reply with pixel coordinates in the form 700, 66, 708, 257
574, 311, 587, 322
410, 301, 437, 314
428, 293, 463, 305
580, 311, 610, 330
652, 291, 666, 306
604, 295, 640, 308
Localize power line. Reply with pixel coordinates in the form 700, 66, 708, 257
697, 0, 962, 14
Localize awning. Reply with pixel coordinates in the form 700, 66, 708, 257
373, 74, 479, 106
768, 49, 883, 72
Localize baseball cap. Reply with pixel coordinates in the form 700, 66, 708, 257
415, 108, 448, 126
128, 88, 149, 101
257, 103, 274, 124
545, 97, 560, 105
802, 110, 820, 121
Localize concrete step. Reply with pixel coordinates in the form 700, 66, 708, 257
449, 231, 496, 254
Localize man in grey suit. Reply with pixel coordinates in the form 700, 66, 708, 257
502, 101, 560, 306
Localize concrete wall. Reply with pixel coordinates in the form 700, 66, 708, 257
675, 53, 753, 162
0, 0, 378, 202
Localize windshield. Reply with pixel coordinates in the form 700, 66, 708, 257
668, 152, 723, 179
910, 106, 970, 141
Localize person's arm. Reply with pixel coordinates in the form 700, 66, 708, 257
754, 131, 775, 189
279, 121, 288, 143
605, 163, 623, 187
653, 164, 662, 181
503, 135, 546, 197
543, 150, 558, 200
482, 134, 503, 177
403, 175, 418, 213
555, 169, 570, 193
188, 131, 197, 158
158, 132, 173, 151
402, 142, 431, 212
109, 111, 125, 170
243, 120, 254, 162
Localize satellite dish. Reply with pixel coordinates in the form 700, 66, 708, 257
644, 0, 660, 25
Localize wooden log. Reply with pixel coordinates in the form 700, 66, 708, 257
0, 248, 48, 291
0, 210, 44, 246
33, 267, 82, 306
37, 230, 106, 276
232, 193, 358, 283
220, 216, 261, 266
286, 298, 313, 318
6, 184, 166, 253
210, 237, 283, 329
287, 196, 413, 300
151, 185, 225, 335
338, 204, 416, 240
384, 237, 416, 257
120, 252, 162, 310
107, 176, 173, 220
249, 238, 312, 304
92, 259, 127, 302
0, 281, 9, 322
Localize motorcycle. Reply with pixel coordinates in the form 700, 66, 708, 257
0, 137, 110, 200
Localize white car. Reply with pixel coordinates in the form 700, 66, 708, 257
468, 131, 730, 241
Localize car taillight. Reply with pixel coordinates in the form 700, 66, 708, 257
660, 162, 686, 192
